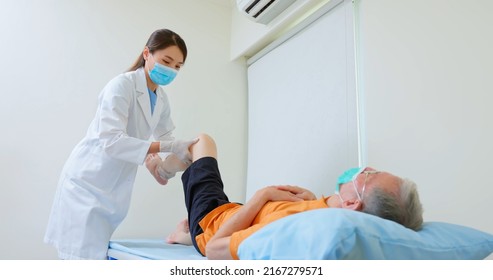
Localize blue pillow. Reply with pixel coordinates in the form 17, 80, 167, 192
237, 208, 493, 260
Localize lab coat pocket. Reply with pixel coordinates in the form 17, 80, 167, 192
74, 145, 127, 192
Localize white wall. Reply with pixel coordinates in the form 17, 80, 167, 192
356, 0, 493, 233
0, 0, 247, 259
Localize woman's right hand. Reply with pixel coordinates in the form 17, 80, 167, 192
160, 138, 199, 165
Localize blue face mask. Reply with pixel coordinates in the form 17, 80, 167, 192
335, 167, 365, 195
149, 62, 178, 86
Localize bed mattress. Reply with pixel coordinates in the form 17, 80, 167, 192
107, 239, 206, 260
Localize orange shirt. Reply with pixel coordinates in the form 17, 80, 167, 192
195, 197, 328, 259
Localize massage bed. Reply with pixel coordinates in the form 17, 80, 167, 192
107, 239, 205, 260
108, 209, 493, 260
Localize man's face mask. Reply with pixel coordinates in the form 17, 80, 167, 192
335, 167, 364, 194
335, 167, 379, 203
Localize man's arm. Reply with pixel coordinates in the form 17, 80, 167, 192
205, 186, 304, 259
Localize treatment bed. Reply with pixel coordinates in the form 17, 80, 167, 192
108, 209, 493, 260
107, 239, 205, 260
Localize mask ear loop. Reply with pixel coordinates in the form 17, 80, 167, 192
351, 167, 366, 201
352, 179, 363, 201
359, 170, 381, 201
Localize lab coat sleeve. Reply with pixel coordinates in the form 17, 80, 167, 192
97, 75, 151, 165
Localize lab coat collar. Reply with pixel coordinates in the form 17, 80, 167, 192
135, 68, 163, 130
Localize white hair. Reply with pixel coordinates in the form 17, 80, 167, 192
362, 178, 423, 231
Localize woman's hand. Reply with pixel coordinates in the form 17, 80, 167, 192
145, 153, 168, 185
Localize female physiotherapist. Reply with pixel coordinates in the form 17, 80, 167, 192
44, 29, 197, 260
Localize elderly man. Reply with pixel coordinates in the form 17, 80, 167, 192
146, 133, 423, 260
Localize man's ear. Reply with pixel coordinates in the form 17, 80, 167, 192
341, 199, 363, 211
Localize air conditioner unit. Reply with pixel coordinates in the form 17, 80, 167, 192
236, 0, 298, 25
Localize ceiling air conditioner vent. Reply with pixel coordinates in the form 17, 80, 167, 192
236, 0, 298, 24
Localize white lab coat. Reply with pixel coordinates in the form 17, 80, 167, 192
44, 68, 175, 259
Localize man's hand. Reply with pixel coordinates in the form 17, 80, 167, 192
205, 185, 305, 259
257, 186, 304, 203
263, 185, 317, 201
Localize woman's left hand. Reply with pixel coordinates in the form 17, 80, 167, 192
145, 153, 168, 185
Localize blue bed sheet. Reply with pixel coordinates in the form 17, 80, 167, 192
108, 239, 206, 260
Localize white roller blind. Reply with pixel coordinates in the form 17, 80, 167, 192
246, 0, 359, 199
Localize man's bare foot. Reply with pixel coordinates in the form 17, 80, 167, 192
167, 219, 192, 246
157, 153, 188, 179
145, 154, 168, 185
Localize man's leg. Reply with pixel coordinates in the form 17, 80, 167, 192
180, 133, 231, 254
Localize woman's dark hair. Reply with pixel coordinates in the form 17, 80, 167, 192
128, 29, 187, 71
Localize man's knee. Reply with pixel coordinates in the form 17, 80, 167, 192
196, 133, 215, 145
191, 133, 217, 161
